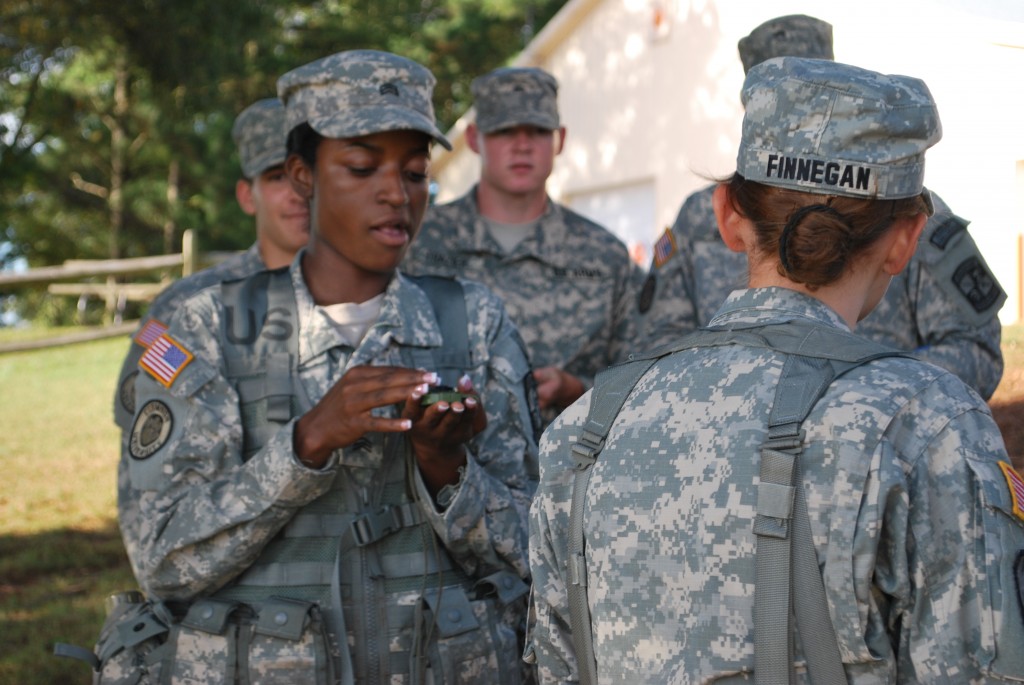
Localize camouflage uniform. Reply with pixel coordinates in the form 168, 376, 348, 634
123, 262, 537, 683
635, 13, 1005, 400
637, 187, 1006, 398
403, 67, 642, 425
118, 51, 539, 684
528, 59, 1024, 683
405, 192, 641, 424
114, 98, 289, 576
529, 287, 1024, 683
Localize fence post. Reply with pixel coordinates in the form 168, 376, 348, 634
182, 229, 197, 277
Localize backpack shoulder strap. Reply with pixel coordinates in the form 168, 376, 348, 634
566, 356, 660, 685
220, 268, 302, 455
567, 321, 910, 685
403, 275, 471, 386
753, 340, 908, 685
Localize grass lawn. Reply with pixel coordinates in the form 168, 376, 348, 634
0, 335, 136, 685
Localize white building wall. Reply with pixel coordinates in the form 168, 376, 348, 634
432, 0, 1024, 323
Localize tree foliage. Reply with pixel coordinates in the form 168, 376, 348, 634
0, 0, 566, 322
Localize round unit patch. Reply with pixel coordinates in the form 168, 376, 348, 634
130, 400, 173, 460
119, 369, 138, 415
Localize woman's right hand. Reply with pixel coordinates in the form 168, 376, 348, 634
292, 365, 438, 469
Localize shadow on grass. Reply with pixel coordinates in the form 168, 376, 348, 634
0, 523, 137, 685
990, 397, 1024, 473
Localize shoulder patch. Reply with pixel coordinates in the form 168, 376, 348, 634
952, 256, 1004, 313
133, 319, 169, 348
1000, 462, 1024, 522
139, 333, 194, 388
652, 228, 677, 269
928, 214, 967, 250
119, 369, 139, 415
638, 272, 656, 313
130, 400, 173, 459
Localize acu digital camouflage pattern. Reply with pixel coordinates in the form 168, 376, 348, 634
277, 49, 451, 149
739, 57, 941, 200
471, 67, 560, 134
403, 190, 644, 426
529, 287, 1024, 683
123, 259, 538, 682
231, 98, 289, 180
114, 244, 265, 580
635, 186, 1006, 399
737, 14, 834, 74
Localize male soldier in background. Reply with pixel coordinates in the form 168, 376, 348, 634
403, 66, 643, 425
636, 14, 1006, 399
112, 97, 309, 575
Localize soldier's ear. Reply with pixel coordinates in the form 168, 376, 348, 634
554, 126, 566, 155
235, 179, 256, 216
883, 213, 926, 276
714, 183, 748, 253
285, 153, 314, 200
466, 123, 482, 154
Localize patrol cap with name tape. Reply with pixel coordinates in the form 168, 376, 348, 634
277, 49, 451, 150
231, 98, 288, 179
471, 67, 560, 134
738, 57, 941, 200
738, 14, 834, 74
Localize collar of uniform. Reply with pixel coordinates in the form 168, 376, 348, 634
373, 271, 444, 348
290, 255, 334, 364
465, 186, 578, 267
241, 241, 267, 271
292, 263, 444, 364
706, 286, 852, 332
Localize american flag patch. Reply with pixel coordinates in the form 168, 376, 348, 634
653, 228, 677, 269
999, 461, 1024, 522
133, 319, 168, 348
139, 333, 193, 388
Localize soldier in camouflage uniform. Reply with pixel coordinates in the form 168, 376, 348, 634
117, 50, 539, 684
113, 97, 309, 577
527, 57, 1024, 683
403, 67, 643, 425
636, 14, 1006, 399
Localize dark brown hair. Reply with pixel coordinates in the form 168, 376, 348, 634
286, 123, 323, 168
724, 174, 931, 289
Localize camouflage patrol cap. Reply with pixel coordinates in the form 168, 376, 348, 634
471, 67, 560, 134
738, 57, 941, 200
738, 15, 834, 74
277, 50, 451, 150
231, 98, 287, 179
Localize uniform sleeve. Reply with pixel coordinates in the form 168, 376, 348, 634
635, 207, 700, 352
113, 290, 179, 432
883, 400, 1024, 681
113, 328, 147, 433
418, 283, 540, 581
608, 258, 646, 365
525, 397, 592, 684
901, 213, 1005, 400
123, 293, 338, 600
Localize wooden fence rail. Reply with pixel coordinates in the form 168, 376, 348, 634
0, 230, 238, 354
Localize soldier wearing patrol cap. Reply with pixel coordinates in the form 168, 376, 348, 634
528, 56, 1024, 684
111, 97, 308, 577
636, 14, 1006, 400
403, 66, 644, 426
104, 50, 539, 684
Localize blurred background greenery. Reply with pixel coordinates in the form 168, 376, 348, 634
1, 0, 568, 326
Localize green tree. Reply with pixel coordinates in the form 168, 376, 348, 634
1, 0, 567, 324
